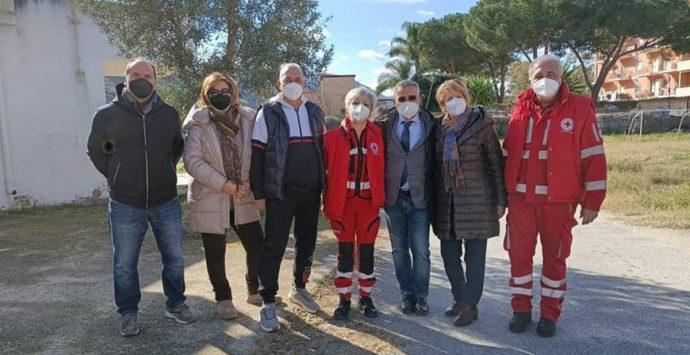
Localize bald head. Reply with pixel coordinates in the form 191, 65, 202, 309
125, 58, 156, 78
124, 57, 156, 101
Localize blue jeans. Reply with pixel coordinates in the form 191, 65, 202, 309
108, 198, 186, 314
384, 193, 431, 298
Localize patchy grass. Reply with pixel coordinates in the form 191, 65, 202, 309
603, 133, 690, 228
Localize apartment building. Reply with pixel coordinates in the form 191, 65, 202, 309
595, 38, 690, 103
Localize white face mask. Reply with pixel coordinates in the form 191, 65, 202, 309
398, 102, 419, 119
282, 82, 303, 101
445, 97, 467, 117
349, 104, 370, 122
532, 78, 560, 100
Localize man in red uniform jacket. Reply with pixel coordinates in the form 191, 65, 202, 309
502, 55, 607, 337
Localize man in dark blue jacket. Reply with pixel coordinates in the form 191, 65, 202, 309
87, 58, 193, 337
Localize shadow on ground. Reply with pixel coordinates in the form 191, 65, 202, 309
1, 204, 689, 354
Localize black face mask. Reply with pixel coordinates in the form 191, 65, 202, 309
210, 94, 232, 111
128, 78, 153, 99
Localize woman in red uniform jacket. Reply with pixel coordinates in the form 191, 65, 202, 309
323, 87, 385, 321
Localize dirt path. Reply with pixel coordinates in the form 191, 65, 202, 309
1, 205, 688, 354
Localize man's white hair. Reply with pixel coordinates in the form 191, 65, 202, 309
528, 55, 563, 78
279, 63, 304, 78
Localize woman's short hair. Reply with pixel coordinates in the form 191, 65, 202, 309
344, 87, 378, 117
196, 72, 240, 109
435, 79, 471, 111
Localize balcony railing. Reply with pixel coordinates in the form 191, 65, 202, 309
651, 87, 677, 97
610, 69, 634, 80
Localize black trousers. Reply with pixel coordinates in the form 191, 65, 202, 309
440, 233, 488, 307
201, 211, 263, 301
259, 189, 321, 303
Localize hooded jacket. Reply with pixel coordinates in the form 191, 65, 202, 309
87, 83, 183, 208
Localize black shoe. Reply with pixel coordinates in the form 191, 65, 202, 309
536, 317, 557, 337
399, 294, 416, 314
358, 297, 379, 318
333, 299, 351, 320
444, 300, 463, 317
509, 312, 532, 333
415, 297, 429, 316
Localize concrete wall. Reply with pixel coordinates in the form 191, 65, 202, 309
0, 0, 121, 208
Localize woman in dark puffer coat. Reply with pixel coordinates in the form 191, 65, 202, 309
431, 79, 507, 327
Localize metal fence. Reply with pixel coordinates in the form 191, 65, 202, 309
488, 109, 690, 137
598, 109, 690, 136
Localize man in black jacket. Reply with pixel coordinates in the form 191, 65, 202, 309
87, 58, 193, 337
250, 63, 326, 332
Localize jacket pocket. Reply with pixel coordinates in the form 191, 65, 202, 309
367, 216, 381, 233
556, 218, 578, 260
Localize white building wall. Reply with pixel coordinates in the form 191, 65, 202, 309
0, 0, 121, 208
0, 143, 7, 208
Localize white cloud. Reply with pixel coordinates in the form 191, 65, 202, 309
376, 0, 427, 3
377, 26, 395, 34
326, 54, 351, 73
378, 40, 391, 47
358, 49, 387, 61
323, 28, 332, 38
416, 10, 434, 17
372, 67, 389, 76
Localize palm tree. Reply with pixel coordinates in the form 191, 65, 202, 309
388, 22, 424, 74
376, 60, 414, 94
464, 75, 496, 107
562, 63, 588, 95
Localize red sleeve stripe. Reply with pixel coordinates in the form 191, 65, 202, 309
251, 139, 267, 150
288, 137, 315, 144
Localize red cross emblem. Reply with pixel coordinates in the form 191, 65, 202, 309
560, 118, 574, 132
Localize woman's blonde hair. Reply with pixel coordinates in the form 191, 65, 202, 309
196, 72, 240, 109
435, 79, 471, 112
344, 87, 378, 120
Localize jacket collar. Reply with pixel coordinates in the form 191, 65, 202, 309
114, 82, 162, 115
340, 116, 381, 134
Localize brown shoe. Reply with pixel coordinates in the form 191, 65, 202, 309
453, 305, 478, 327
247, 293, 283, 306
217, 300, 238, 320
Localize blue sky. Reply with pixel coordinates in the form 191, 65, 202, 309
318, 0, 478, 91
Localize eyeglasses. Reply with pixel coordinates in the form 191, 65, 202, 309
397, 95, 417, 102
208, 89, 232, 96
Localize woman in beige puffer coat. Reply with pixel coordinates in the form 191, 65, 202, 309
183, 72, 279, 320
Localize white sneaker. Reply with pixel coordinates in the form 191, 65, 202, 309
288, 287, 320, 314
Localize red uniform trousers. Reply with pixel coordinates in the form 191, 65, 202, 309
505, 196, 578, 322
330, 196, 380, 300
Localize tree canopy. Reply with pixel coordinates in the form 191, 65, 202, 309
78, 0, 333, 113
377, 0, 690, 103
